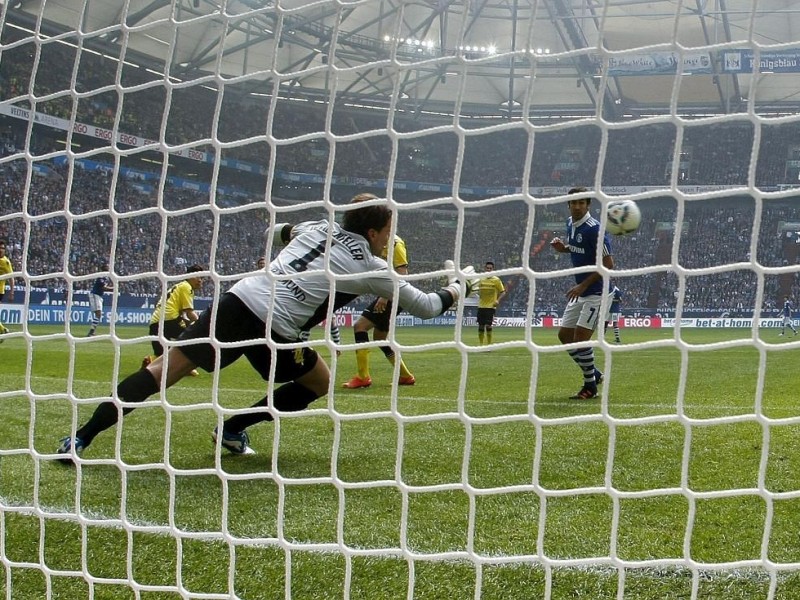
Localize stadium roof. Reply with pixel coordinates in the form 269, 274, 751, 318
7, 0, 800, 120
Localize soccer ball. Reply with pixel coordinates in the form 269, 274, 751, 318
606, 200, 641, 236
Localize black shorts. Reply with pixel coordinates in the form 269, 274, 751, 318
148, 319, 187, 356
176, 292, 318, 383
477, 308, 496, 327
361, 298, 403, 332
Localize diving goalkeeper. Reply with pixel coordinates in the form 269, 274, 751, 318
57, 195, 478, 459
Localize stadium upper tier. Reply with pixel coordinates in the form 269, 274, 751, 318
7, 2, 800, 117
3, 24, 800, 192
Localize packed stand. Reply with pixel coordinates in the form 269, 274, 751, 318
1, 28, 799, 315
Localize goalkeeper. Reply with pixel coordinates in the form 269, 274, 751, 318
57, 194, 477, 459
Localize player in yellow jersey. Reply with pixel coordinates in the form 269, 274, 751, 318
343, 204, 415, 388
0, 240, 15, 340
476, 261, 506, 345
141, 265, 203, 374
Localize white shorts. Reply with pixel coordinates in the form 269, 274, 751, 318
608, 311, 621, 323
88, 293, 104, 313
783, 316, 794, 326
561, 295, 604, 331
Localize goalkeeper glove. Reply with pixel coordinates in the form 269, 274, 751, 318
444, 260, 479, 299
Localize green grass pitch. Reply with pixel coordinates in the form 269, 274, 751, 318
1, 324, 800, 599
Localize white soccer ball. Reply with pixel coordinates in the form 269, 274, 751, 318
606, 200, 641, 236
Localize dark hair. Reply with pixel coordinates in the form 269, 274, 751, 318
186, 264, 204, 274
342, 193, 392, 239
485, 261, 494, 267
568, 186, 592, 203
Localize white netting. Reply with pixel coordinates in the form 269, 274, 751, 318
2, 1, 800, 598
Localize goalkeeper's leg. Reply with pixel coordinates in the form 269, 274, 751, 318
59, 305, 225, 460
222, 358, 328, 433
58, 348, 198, 460
218, 349, 329, 455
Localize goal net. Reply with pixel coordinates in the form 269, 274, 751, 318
1, 1, 799, 598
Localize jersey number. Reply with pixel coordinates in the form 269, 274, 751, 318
288, 241, 327, 273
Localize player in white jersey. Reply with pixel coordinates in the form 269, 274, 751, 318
56, 195, 477, 460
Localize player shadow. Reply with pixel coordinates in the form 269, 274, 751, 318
531, 394, 603, 420
210, 446, 336, 479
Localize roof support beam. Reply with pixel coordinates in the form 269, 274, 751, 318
505, 0, 519, 119
546, 0, 619, 121
718, 0, 743, 111
579, 0, 626, 114
174, 10, 282, 75
397, 8, 441, 103
125, 0, 172, 29
693, 0, 728, 112
399, 0, 492, 108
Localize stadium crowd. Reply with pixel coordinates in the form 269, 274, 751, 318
5, 29, 800, 190
1, 151, 794, 316
1, 29, 799, 315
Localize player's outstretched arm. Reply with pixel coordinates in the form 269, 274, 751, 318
358, 262, 477, 320
395, 280, 458, 319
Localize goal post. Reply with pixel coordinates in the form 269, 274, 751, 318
2, 2, 800, 599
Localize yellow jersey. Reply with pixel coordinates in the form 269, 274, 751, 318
150, 280, 195, 325
381, 236, 409, 270
477, 275, 505, 309
0, 255, 12, 295
0, 255, 12, 278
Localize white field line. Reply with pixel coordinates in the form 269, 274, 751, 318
0, 374, 794, 415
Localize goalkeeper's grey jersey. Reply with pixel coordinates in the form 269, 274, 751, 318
230, 220, 447, 341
